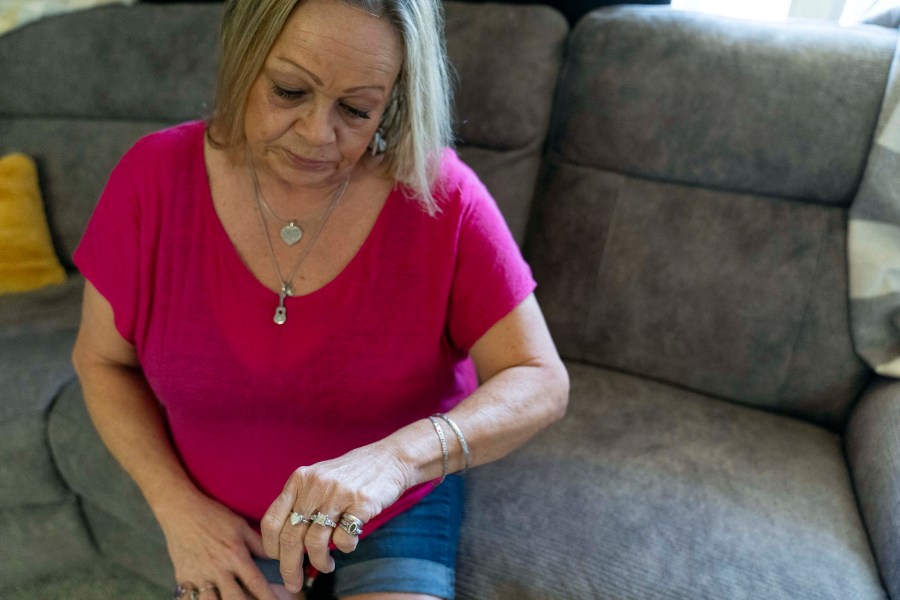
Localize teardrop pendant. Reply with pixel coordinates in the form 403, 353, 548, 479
280, 222, 303, 246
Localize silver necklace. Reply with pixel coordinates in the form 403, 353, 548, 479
249, 161, 349, 324
252, 171, 326, 246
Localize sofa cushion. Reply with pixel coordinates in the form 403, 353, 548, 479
0, 320, 79, 507
48, 380, 164, 538
0, 497, 96, 588
531, 7, 883, 425
0, 119, 172, 266
445, 3, 568, 242
530, 165, 871, 428
551, 7, 898, 205
0, 323, 78, 423
456, 362, 886, 600
82, 501, 173, 589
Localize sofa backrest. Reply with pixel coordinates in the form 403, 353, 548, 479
0, 2, 566, 268
528, 7, 898, 429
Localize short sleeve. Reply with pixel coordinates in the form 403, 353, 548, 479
446, 161, 537, 352
72, 148, 143, 345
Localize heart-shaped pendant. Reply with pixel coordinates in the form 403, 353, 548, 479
280, 223, 303, 246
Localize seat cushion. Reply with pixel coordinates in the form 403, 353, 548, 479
0, 497, 96, 588
456, 363, 887, 600
0, 317, 79, 507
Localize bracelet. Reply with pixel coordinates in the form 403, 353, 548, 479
436, 413, 470, 472
428, 416, 449, 485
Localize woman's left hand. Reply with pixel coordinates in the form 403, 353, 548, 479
260, 441, 410, 593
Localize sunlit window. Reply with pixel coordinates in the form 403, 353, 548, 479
670, 0, 791, 21
670, 0, 900, 23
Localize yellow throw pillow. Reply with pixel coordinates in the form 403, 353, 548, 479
0, 153, 66, 294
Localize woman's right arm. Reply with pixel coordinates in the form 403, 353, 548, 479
72, 282, 277, 600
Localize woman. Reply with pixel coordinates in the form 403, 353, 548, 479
71, 0, 568, 599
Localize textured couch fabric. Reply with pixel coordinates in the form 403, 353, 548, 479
1, 3, 899, 600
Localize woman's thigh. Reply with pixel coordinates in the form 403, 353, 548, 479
256, 475, 465, 600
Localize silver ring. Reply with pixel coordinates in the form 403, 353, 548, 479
173, 584, 196, 600
309, 512, 337, 528
289, 512, 309, 526
339, 514, 364, 536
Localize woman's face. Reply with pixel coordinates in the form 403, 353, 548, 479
244, 0, 403, 191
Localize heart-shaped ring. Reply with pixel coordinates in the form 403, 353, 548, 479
289, 512, 308, 526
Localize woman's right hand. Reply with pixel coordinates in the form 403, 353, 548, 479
154, 488, 278, 600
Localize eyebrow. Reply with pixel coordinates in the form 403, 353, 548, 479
274, 57, 387, 94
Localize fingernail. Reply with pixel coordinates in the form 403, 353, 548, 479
286, 583, 300, 593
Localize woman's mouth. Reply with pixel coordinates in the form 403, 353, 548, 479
284, 150, 331, 171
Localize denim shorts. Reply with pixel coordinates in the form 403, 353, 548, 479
253, 474, 465, 599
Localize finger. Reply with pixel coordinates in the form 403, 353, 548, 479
234, 557, 278, 600
304, 511, 337, 573
278, 518, 309, 593
262, 483, 298, 559
214, 575, 247, 600
331, 513, 361, 554
197, 583, 220, 599
243, 523, 268, 559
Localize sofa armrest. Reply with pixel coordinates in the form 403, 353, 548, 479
846, 376, 900, 599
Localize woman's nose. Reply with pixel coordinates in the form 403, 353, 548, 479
295, 102, 336, 146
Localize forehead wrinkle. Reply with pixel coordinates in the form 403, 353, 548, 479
273, 31, 400, 91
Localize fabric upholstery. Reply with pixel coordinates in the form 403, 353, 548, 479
529, 165, 870, 428
846, 377, 900, 600
457, 362, 886, 600
0, 498, 96, 588
82, 502, 173, 588
530, 8, 879, 426
0, 153, 65, 293
0, 324, 77, 422
0, 274, 83, 328
0, 416, 69, 508
0, 119, 171, 266
48, 381, 164, 538
0, 322, 77, 506
552, 7, 896, 204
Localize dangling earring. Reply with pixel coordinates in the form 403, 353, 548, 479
369, 128, 387, 156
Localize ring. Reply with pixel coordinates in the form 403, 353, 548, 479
173, 582, 216, 599
173, 583, 196, 600
309, 512, 337, 528
289, 512, 308, 526
339, 513, 364, 536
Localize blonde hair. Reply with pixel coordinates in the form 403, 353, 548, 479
207, 0, 453, 215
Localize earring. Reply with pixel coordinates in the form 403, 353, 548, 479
369, 128, 387, 156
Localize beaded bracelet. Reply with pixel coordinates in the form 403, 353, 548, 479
428, 416, 449, 484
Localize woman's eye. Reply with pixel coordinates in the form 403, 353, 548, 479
272, 85, 304, 100
342, 104, 371, 120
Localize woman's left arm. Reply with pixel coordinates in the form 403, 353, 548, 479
261, 293, 568, 591
390, 292, 569, 480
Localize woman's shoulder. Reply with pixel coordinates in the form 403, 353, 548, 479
430, 147, 492, 213
118, 120, 205, 175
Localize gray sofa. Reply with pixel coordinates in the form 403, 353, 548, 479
1, 3, 899, 599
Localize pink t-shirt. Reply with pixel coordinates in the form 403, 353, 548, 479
74, 120, 535, 534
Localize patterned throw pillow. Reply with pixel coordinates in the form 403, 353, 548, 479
0, 0, 137, 37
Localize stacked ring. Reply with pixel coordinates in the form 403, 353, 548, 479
173, 583, 217, 600
339, 513, 364, 536
309, 512, 338, 528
